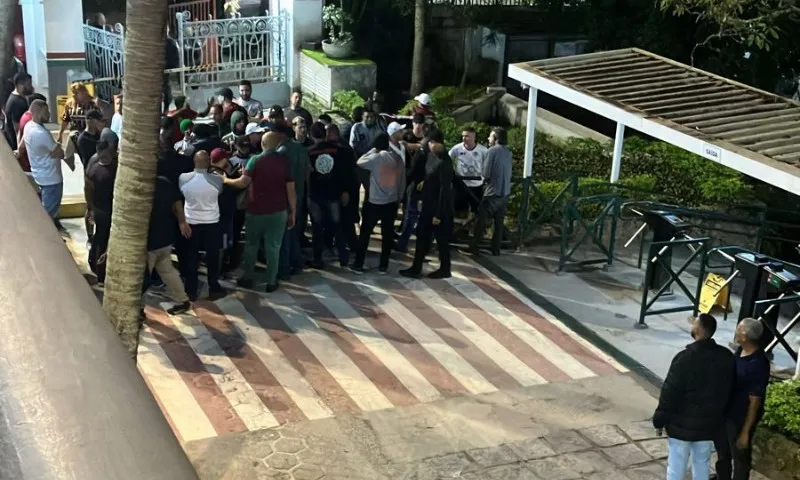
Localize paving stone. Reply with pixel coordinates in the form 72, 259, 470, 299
584, 472, 629, 480
638, 438, 668, 459
618, 421, 660, 441
526, 456, 582, 480
543, 429, 592, 453
559, 451, 617, 474
579, 424, 629, 447
290, 464, 324, 480
274, 437, 306, 454
415, 452, 473, 480
462, 464, 542, 480
265, 452, 299, 471
506, 437, 556, 460
624, 462, 665, 480
465, 444, 519, 467
602, 444, 652, 468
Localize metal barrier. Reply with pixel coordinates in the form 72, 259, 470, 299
82, 23, 125, 102
754, 294, 800, 361
176, 11, 288, 93
0, 143, 197, 479
637, 236, 710, 328
169, 0, 215, 32
559, 194, 620, 271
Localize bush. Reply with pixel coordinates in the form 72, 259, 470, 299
398, 85, 486, 116
763, 380, 800, 443
331, 90, 366, 118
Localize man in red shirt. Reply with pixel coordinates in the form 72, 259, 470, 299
167, 95, 198, 143
224, 131, 296, 292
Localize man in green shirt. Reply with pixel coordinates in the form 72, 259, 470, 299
277, 127, 309, 279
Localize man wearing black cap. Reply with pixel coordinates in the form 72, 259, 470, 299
84, 128, 119, 282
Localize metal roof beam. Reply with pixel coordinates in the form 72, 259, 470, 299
774, 152, 800, 163
645, 95, 759, 115
594, 78, 709, 96
708, 117, 800, 137
728, 127, 800, 144
544, 56, 653, 75
560, 65, 678, 84
582, 73, 694, 91
668, 103, 788, 124
747, 135, 800, 152
688, 109, 800, 129
633, 90, 753, 109
609, 82, 724, 102
524, 49, 634, 68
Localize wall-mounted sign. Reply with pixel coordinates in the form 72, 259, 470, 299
702, 143, 722, 162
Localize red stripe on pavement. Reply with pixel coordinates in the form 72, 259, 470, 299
138, 367, 184, 444
378, 278, 522, 391
460, 266, 618, 375
424, 279, 570, 383
192, 300, 307, 425
285, 285, 418, 407
326, 280, 469, 398
145, 305, 248, 435
237, 292, 360, 415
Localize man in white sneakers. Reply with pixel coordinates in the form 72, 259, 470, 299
449, 126, 488, 214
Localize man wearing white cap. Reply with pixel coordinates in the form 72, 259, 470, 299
386, 121, 407, 165
413, 93, 435, 118
245, 122, 265, 155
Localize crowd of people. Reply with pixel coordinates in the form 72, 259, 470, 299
654, 313, 771, 480
5, 77, 513, 308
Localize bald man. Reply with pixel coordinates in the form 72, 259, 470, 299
179, 150, 226, 301
225, 132, 296, 292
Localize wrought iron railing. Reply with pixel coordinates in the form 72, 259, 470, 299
82, 23, 125, 102
168, 0, 215, 34
176, 11, 288, 94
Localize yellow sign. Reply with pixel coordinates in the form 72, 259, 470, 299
56, 95, 69, 123
698, 272, 733, 314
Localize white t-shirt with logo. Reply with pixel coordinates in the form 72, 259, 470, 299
23, 122, 63, 186
449, 142, 488, 187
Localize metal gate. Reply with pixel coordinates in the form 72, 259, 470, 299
175, 11, 288, 93
82, 23, 125, 102
168, 0, 215, 33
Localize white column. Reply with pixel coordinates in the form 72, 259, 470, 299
523, 86, 538, 178
19, 0, 48, 92
274, 0, 322, 88
610, 122, 625, 183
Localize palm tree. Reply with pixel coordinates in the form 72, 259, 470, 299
103, 0, 169, 356
409, 0, 425, 95
0, 0, 16, 95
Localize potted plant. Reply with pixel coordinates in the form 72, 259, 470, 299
322, 4, 354, 59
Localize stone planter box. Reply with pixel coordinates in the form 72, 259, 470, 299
299, 49, 376, 110
753, 427, 800, 480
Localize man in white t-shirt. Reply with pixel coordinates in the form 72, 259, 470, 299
178, 150, 226, 301
448, 126, 487, 213
23, 99, 74, 225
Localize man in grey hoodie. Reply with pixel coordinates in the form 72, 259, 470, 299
351, 132, 405, 274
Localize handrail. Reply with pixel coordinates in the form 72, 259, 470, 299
0, 143, 197, 479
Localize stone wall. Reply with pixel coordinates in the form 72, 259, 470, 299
754, 427, 800, 480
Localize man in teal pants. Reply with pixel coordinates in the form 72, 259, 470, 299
225, 131, 297, 292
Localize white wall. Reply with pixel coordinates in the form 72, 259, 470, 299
270, 0, 323, 87
43, 0, 85, 54
19, 0, 48, 92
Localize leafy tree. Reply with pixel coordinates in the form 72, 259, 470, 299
660, 0, 800, 65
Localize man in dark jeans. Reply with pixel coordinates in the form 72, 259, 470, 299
307, 122, 355, 269
351, 133, 405, 274
400, 129, 454, 279
178, 150, 226, 301
713, 318, 771, 480
653, 313, 734, 480
470, 127, 512, 256
84, 129, 118, 282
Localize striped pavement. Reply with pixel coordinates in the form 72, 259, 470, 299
135, 260, 628, 444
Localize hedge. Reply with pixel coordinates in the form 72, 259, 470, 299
763, 379, 800, 443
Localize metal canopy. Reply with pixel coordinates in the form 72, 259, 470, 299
508, 48, 800, 196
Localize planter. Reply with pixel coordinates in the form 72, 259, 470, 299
753, 426, 800, 480
322, 39, 355, 60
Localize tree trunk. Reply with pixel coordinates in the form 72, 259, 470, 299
409, 0, 425, 96
102, 0, 169, 356
0, 0, 17, 106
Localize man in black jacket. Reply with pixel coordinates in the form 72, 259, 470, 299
399, 128, 454, 280
654, 313, 735, 480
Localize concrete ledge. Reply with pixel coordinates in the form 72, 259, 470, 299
497, 92, 609, 142
59, 193, 87, 219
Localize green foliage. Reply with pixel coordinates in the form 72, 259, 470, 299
397, 86, 486, 116
659, 0, 799, 59
322, 5, 354, 45
763, 379, 800, 443
331, 90, 366, 116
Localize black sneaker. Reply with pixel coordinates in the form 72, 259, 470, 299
427, 269, 451, 280
378, 267, 389, 275
349, 265, 365, 275
266, 283, 279, 293
237, 278, 254, 289
399, 268, 422, 279
208, 288, 227, 301
167, 301, 191, 315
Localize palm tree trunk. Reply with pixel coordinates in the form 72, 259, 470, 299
103, 0, 169, 356
409, 0, 425, 96
0, 0, 17, 103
